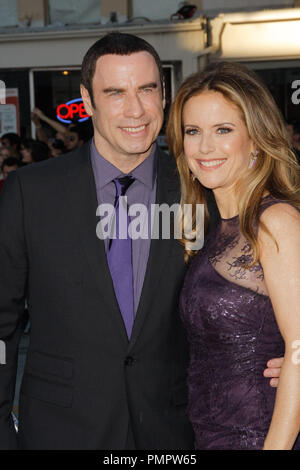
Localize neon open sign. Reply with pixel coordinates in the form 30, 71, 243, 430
56, 98, 89, 124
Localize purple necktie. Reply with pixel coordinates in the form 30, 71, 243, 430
107, 176, 135, 338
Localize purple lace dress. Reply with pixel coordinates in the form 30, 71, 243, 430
180, 196, 300, 450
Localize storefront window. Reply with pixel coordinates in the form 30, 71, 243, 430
132, 0, 183, 21
0, 69, 30, 137
34, 69, 84, 127
49, 0, 100, 25
254, 66, 300, 123
0, 1, 18, 27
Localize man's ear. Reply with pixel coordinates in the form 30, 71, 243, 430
80, 85, 93, 117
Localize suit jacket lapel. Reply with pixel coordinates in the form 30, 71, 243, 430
63, 143, 129, 345
128, 148, 181, 349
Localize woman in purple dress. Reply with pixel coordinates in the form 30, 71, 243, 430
166, 62, 300, 450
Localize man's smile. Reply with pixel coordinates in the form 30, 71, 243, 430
120, 124, 148, 136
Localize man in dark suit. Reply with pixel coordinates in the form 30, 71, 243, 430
0, 33, 282, 450
0, 33, 194, 450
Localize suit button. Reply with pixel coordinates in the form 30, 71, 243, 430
124, 356, 135, 366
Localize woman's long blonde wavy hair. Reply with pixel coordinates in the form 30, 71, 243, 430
166, 61, 300, 264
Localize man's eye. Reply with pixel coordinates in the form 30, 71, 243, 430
217, 127, 232, 134
110, 90, 122, 96
185, 128, 199, 135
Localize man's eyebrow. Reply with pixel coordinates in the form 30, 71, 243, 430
103, 87, 125, 94
138, 82, 158, 90
102, 82, 158, 94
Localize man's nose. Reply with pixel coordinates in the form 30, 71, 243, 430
123, 93, 145, 118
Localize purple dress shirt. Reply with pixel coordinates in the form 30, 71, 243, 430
90, 140, 157, 314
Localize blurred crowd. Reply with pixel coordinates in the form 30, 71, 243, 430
0, 107, 93, 192
286, 120, 300, 161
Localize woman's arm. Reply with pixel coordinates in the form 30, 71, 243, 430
259, 203, 300, 450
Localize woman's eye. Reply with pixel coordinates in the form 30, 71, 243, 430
217, 127, 232, 134
185, 128, 199, 135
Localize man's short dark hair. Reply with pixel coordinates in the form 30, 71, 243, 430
21, 139, 49, 163
1, 133, 21, 149
69, 123, 92, 143
1, 156, 22, 171
81, 32, 164, 108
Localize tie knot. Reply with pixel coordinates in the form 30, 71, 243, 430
114, 175, 135, 196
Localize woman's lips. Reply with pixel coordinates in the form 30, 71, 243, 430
196, 158, 227, 171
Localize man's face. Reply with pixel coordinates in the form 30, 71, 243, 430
81, 52, 165, 169
1, 138, 10, 148
2, 164, 18, 180
0, 147, 10, 166
65, 132, 82, 151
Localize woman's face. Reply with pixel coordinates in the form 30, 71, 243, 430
183, 90, 254, 195
20, 145, 33, 163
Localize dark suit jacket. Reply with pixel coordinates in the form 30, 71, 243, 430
0, 142, 195, 450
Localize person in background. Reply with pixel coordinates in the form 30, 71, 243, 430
292, 122, 300, 163
0, 146, 20, 161
64, 124, 87, 152
286, 120, 300, 164
0, 157, 22, 192
2, 157, 22, 180
20, 138, 50, 164
47, 137, 67, 157
0, 133, 21, 153
31, 108, 92, 152
31, 108, 71, 145
31, 108, 93, 144
0, 146, 22, 182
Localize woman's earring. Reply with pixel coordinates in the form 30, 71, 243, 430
249, 149, 258, 169
191, 173, 196, 182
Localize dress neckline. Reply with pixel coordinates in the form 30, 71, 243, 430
219, 194, 273, 222
220, 214, 239, 222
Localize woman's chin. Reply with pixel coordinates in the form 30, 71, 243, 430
194, 176, 221, 191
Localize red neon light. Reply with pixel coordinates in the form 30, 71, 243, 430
57, 102, 89, 120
